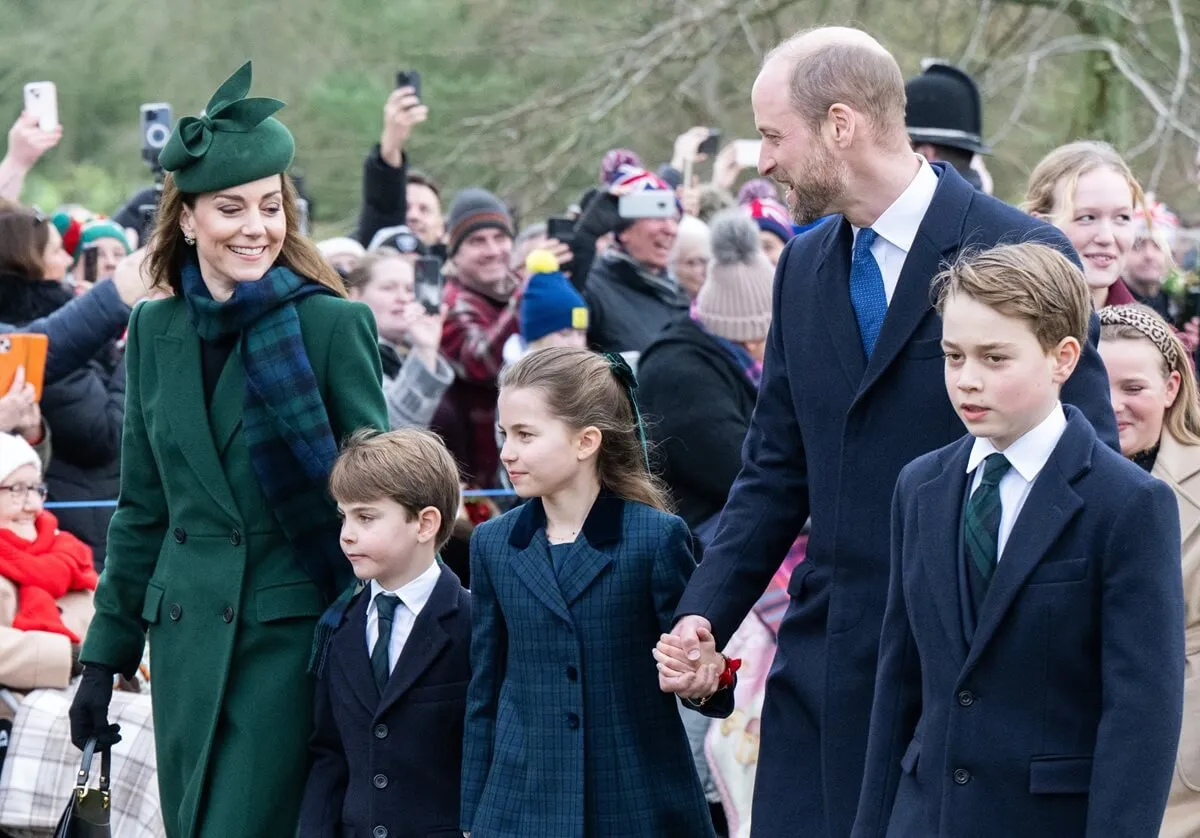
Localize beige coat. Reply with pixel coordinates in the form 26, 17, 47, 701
1154, 431, 1200, 838
0, 576, 94, 693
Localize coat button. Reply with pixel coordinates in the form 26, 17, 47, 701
953, 768, 971, 785
373, 723, 388, 739
173, 527, 186, 543
222, 606, 235, 624
566, 665, 578, 682
957, 690, 975, 707
566, 712, 580, 730
372, 773, 388, 789
229, 529, 242, 546
168, 603, 182, 621
372, 827, 388, 838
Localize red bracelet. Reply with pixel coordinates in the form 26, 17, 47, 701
718, 655, 742, 691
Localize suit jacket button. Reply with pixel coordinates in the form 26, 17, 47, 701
566, 712, 580, 730
953, 768, 971, 785
374, 723, 388, 739
222, 606, 235, 624
229, 529, 242, 546
168, 603, 182, 621
372, 827, 388, 838
566, 665, 578, 682
173, 527, 186, 544
372, 773, 388, 789
957, 690, 975, 707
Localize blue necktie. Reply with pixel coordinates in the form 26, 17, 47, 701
371, 593, 400, 694
964, 453, 1013, 620
849, 228, 887, 357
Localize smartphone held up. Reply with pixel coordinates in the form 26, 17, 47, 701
414, 256, 444, 315
23, 82, 58, 132
396, 70, 422, 102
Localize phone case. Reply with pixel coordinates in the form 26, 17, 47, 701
0, 334, 49, 401
23, 82, 58, 132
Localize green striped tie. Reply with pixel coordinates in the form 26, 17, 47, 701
964, 453, 1012, 618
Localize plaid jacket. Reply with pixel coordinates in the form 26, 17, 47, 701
462, 494, 721, 838
435, 279, 517, 487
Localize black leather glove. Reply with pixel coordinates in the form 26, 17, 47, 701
69, 664, 121, 750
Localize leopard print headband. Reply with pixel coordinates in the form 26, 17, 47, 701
1099, 304, 1179, 368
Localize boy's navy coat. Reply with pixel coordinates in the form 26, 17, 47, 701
673, 163, 1120, 837
300, 565, 472, 838
851, 407, 1184, 838
461, 493, 726, 838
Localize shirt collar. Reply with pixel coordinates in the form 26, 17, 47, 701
966, 403, 1068, 482
856, 156, 939, 254
368, 561, 442, 617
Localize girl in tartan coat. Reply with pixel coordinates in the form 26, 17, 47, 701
461, 347, 736, 838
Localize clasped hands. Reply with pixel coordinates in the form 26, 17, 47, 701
653, 615, 723, 702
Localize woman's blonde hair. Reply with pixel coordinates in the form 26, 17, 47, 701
1099, 304, 1200, 446
499, 347, 670, 511
1021, 141, 1146, 227
146, 173, 345, 297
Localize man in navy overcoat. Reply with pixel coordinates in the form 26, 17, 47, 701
669, 27, 1118, 838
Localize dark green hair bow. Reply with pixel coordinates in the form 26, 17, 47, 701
159, 61, 296, 194
604, 352, 650, 470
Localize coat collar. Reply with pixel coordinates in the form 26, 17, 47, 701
332, 565, 462, 717
507, 491, 625, 550
154, 300, 240, 520
961, 406, 1094, 676
1153, 431, 1200, 543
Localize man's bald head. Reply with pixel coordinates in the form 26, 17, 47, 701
762, 26, 908, 146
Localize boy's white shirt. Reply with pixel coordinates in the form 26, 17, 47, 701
965, 402, 1068, 562
365, 560, 441, 674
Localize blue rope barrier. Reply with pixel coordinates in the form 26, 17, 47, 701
44, 488, 520, 510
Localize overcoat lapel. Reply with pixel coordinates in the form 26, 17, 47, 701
856, 163, 974, 401
962, 413, 1091, 676
332, 594, 379, 715
210, 341, 245, 457
914, 441, 972, 662
511, 530, 573, 625
815, 219, 867, 388
154, 307, 240, 521
378, 569, 459, 715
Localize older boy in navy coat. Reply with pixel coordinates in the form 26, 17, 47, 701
851, 245, 1185, 838
301, 430, 471, 838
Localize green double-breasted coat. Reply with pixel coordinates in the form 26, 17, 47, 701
82, 293, 388, 838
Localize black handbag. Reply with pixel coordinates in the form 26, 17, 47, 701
53, 737, 112, 838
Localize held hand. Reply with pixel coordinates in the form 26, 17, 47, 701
671, 614, 714, 663
0, 367, 34, 434
405, 301, 447, 355
712, 143, 743, 190
17, 399, 43, 445
655, 635, 721, 699
68, 665, 121, 750
512, 236, 573, 277
380, 87, 429, 169
6, 111, 63, 171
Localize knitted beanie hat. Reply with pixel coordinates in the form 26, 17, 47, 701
696, 209, 775, 342
0, 432, 41, 484
76, 220, 132, 262
519, 250, 588, 343
737, 178, 780, 205
446, 188, 513, 256
744, 198, 793, 246
51, 212, 84, 257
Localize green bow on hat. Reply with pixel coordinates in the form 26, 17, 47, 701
159, 61, 296, 194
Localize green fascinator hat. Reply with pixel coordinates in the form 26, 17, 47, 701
158, 61, 295, 194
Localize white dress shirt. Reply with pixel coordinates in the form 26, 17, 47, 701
966, 404, 1068, 561
851, 156, 940, 303
365, 561, 442, 674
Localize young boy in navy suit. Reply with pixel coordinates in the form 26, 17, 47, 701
300, 429, 471, 838
852, 243, 1185, 838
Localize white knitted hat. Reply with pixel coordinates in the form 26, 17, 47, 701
0, 432, 41, 483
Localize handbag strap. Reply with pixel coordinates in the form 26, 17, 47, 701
75, 737, 112, 795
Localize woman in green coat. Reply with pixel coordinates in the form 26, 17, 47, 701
68, 63, 388, 838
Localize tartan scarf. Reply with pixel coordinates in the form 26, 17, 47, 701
180, 256, 350, 613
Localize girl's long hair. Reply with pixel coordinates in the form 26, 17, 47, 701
500, 347, 670, 511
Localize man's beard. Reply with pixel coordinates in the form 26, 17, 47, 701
783, 146, 847, 226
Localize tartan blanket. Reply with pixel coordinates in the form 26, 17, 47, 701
0, 683, 163, 837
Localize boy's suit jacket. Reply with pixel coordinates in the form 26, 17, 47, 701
1153, 431, 1200, 838
461, 493, 726, 838
301, 565, 472, 838
852, 406, 1185, 838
